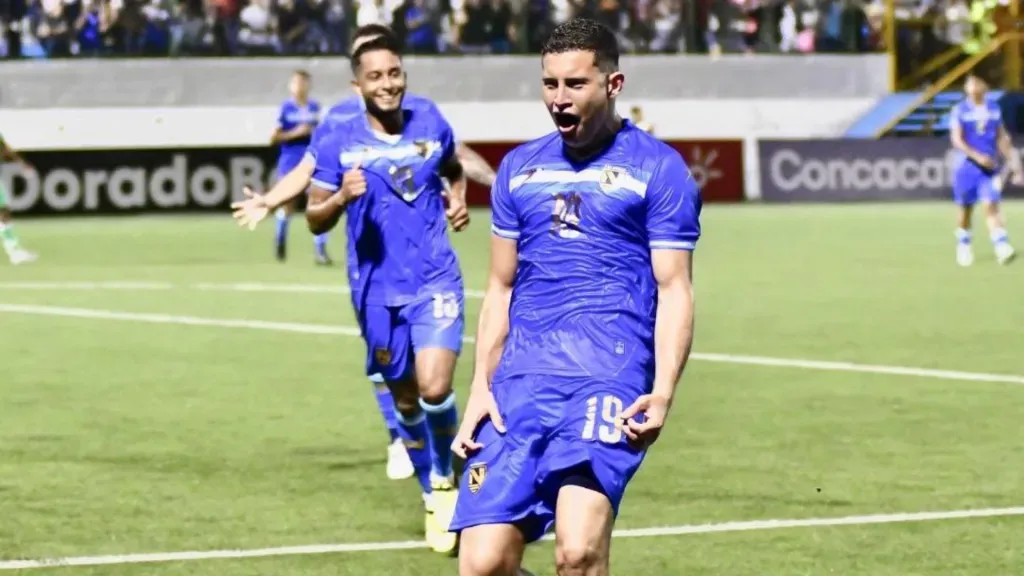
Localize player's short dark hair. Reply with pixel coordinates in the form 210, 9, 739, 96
541, 18, 619, 72
352, 24, 397, 47
350, 34, 403, 73
293, 69, 311, 80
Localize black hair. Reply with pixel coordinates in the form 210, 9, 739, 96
293, 69, 311, 80
350, 34, 403, 74
352, 24, 397, 47
541, 18, 620, 72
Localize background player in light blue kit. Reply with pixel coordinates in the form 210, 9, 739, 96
949, 73, 1019, 266
450, 18, 700, 576
271, 70, 326, 264
304, 34, 468, 556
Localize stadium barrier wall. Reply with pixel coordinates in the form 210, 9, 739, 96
6, 140, 744, 216
759, 138, 1024, 202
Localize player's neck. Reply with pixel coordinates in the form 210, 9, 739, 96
366, 110, 404, 135
970, 95, 985, 106
564, 114, 624, 163
293, 95, 308, 106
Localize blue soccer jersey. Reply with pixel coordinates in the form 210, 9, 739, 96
276, 98, 321, 176
951, 98, 1006, 205
450, 120, 702, 542
309, 103, 464, 308
490, 121, 701, 387
306, 93, 442, 164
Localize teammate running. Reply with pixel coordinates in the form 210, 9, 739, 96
450, 19, 700, 575
230, 25, 492, 483
630, 105, 654, 134
271, 70, 325, 264
950, 73, 1019, 266
0, 134, 38, 265
305, 34, 467, 555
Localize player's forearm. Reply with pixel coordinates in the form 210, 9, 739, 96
456, 143, 496, 187
449, 176, 467, 204
471, 283, 512, 390
264, 160, 315, 208
305, 193, 347, 235
651, 280, 695, 406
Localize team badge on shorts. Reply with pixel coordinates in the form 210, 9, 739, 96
468, 463, 487, 494
374, 348, 392, 366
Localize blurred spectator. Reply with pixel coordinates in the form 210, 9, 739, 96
1, 0, 913, 57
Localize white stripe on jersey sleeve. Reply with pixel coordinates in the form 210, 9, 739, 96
491, 224, 520, 239
650, 239, 696, 251
310, 179, 339, 192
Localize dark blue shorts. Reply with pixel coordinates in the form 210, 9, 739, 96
449, 373, 648, 543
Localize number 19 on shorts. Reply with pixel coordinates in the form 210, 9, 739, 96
581, 395, 624, 444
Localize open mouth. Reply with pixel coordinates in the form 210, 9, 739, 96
552, 112, 580, 135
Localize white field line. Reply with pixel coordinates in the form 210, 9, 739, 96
0, 281, 487, 299
2, 506, 1023, 570
2, 303, 1024, 386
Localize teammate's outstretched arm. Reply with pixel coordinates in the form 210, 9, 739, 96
451, 233, 516, 457
455, 143, 497, 188
231, 156, 316, 230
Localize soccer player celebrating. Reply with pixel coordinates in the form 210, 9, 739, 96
271, 70, 324, 264
450, 18, 700, 576
231, 24, 490, 485
950, 73, 1019, 266
0, 134, 37, 265
304, 34, 469, 555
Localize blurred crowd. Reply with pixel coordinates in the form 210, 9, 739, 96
0, 0, 904, 58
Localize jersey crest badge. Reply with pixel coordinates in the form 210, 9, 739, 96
468, 463, 487, 494
374, 347, 392, 366
599, 166, 624, 192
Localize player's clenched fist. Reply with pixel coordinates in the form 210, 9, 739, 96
451, 384, 505, 458
339, 160, 368, 203
617, 393, 670, 451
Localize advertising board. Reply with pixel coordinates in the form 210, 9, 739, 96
7, 140, 744, 215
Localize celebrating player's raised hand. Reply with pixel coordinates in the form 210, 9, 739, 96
339, 159, 368, 203
618, 394, 670, 450
443, 190, 470, 232
231, 187, 271, 231
451, 384, 505, 458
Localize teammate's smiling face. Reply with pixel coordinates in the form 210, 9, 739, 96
353, 49, 406, 115
541, 49, 624, 149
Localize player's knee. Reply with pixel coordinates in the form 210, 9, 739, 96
459, 546, 518, 576
389, 381, 421, 416
554, 539, 604, 576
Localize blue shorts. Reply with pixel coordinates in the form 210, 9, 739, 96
357, 290, 464, 382
953, 161, 1002, 206
449, 374, 649, 543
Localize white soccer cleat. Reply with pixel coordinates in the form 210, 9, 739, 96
957, 244, 974, 267
9, 249, 37, 265
995, 242, 1016, 265
386, 438, 415, 480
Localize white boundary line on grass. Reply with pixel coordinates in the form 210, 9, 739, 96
2, 303, 1024, 386
2, 506, 1023, 570
0, 281, 488, 298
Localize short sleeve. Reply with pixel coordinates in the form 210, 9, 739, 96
276, 102, 289, 128
310, 134, 343, 192
311, 101, 322, 125
949, 103, 962, 125
646, 151, 701, 251
490, 155, 519, 240
305, 122, 332, 163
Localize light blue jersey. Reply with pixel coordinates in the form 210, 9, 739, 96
276, 98, 321, 176
951, 98, 1005, 206
450, 120, 702, 542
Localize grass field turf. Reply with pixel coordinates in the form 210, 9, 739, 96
1, 202, 1022, 575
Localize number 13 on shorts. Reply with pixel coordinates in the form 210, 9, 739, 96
582, 394, 624, 444
432, 292, 460, 319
